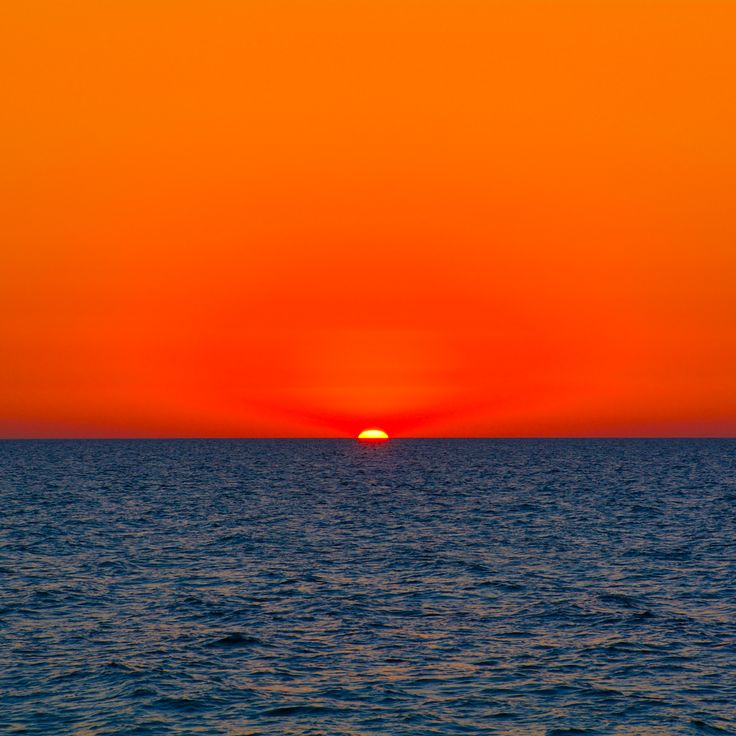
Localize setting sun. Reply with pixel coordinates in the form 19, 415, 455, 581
358, 429, 389, 441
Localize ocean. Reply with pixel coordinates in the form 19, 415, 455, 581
1, 439, 735, 735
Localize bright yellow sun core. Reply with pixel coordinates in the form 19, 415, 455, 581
358, 428, 389, 440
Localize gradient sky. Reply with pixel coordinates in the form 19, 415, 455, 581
2, 0, 735, 437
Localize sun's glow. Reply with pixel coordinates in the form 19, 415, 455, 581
358, 428, 389, 440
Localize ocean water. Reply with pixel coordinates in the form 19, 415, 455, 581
1, 439, 735, 736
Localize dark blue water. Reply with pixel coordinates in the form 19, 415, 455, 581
2, 439, 736, 735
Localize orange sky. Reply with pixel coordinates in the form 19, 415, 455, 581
2, 0, 735, 437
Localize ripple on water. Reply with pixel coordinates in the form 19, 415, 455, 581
1, 438, 735, 735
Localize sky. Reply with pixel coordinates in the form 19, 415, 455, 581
2, 0, 735, 438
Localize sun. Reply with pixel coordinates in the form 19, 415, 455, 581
358, 428, 389, 440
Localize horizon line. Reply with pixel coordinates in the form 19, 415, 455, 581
1, 436, 736, 441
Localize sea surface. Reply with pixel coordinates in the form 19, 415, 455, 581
1, 439, 736, 735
